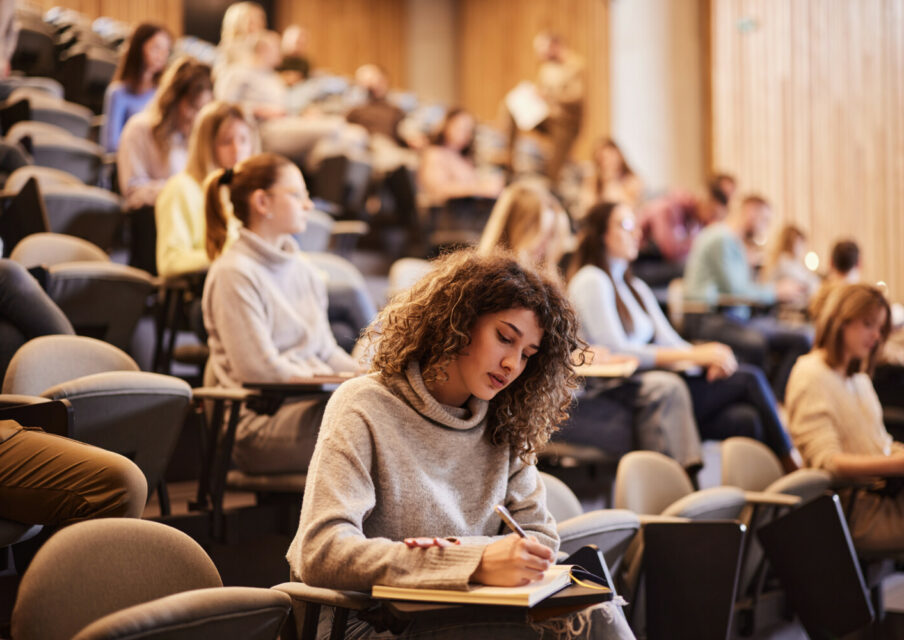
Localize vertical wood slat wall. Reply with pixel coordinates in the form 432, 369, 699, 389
26, 0, 183, 41
710, 0, 904, 300
274, 0, 407, 87
457, 0, 609, 163
26, 0, 408, 88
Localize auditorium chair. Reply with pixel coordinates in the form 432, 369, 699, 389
2, 88, 93, 138
613, 450, 748, 632
4, 165, 82, 192
191, 375, 344, 542
292, 207, 368, 257
12, 518, 291, 640
5, 121, 106, 185
720, 436, 832, 634
2, 335, 191, 515
306, 252, 377, 353
9, 16, 55, 78
10, 233, 153, 352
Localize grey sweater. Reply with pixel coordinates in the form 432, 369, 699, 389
287, 362, 559, 592
202, 228, 357, 389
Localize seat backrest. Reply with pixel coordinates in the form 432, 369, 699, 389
5, 166, 83, 192
47, 262, 155, 351
12, 518, 223, 640
42, 183, 123, 249
720, 436, 784, 491
7, 90, 93, 139
614, 451, 695, 515
30, 140, 104, 185
0, 177, 49, 257
6, 120, 73, 144
2, 335, 138, 396
307, 251, 370, 295
539, 471, 583, 523
10, 232, 108, 267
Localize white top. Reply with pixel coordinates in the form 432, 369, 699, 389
117, 110, 188, 209
786, 350, 901, 474
568, 260, 688, 368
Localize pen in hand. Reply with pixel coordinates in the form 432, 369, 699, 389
495, 504, 527, 538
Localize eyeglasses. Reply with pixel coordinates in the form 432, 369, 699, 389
617, 217, 636, 233
267, 186, 310, 202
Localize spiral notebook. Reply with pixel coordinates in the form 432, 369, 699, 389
372, 564, 574, 607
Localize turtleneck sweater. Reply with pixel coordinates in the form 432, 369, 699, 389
568, 260, 688, 368
287, 361, 558, 591
203, 228, 357, 390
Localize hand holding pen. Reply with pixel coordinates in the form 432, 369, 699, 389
469, 504, 554, 586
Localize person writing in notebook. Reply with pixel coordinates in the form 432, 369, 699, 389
288, 251, 633, 638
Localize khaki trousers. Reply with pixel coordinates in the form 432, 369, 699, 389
0, 420, 147, 526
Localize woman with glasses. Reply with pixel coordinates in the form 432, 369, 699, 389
202, 152, 358, 474
566, 201, 798, 469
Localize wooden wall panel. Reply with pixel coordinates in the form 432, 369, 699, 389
457, 0, 609, 163
26, 0, 183, 37
274, 0, 407, 88
710, 0, 904, 300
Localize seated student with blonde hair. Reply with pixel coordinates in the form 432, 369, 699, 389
787, 283, 904, 552
477, 180, 572, 283
289, 250, 633, 638
202, 152, 357, 474
155, 100, 256, 278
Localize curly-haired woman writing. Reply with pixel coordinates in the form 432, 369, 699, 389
288, 251, 633, 638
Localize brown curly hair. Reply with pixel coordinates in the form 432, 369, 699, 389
365, 250, 586, 462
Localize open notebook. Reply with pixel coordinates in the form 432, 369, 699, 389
372, 564, 573, 607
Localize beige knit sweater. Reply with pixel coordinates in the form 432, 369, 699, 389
287, 362, 558, 592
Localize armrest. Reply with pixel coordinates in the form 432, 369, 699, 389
715, 294, 774, 310
743, 491, 801, 507
331, 220, 369, 237
72, 587, 291, 640
661, 486, 746, 520
192, 387, 256, 402
557, 509, 641, 564
638, 514, 690, 525
272, 582, 373, 611
154, 268, 208, 292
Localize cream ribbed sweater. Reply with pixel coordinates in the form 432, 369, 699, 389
786, 351, 901, 474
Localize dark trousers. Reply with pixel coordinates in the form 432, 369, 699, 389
0, 260, 73, 380
683, 364, 792, 457
683, 313, 811, 401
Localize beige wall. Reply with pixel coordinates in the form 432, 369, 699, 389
709, 0, 904, 300
610, 0, 706, 195
405, 0, 456, 105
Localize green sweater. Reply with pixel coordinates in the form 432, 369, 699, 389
683, 222, 776, 316
287, 362, 558, 591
